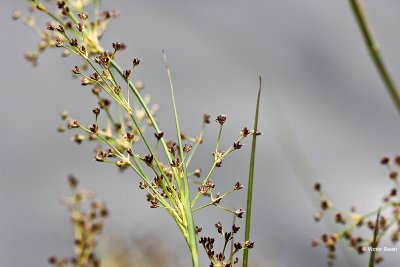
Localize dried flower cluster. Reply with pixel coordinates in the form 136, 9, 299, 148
311, 156, 400, 266
197, 221, 254, 267
15, 1, 260, 266
48, 176, 109, 267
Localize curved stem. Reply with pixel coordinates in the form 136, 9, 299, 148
349, 0, 400, 115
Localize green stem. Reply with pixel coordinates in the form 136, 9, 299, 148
368, 208, 381, 267
192, 202, 214, 212
163, 51, 199, 267
110, 60, 174, 163
243, 77, 261, 267
349, 0, 400, 115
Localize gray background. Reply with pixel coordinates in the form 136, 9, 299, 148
1, 0, 400, 266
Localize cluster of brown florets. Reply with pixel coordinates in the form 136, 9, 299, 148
311, 155, 400, 266
196, 221, 254, 267
190, 116, 260, 216
132, 114, 258, 213
48, 176, 109, 267
13, 1, 120, 66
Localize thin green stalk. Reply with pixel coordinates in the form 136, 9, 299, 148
191, 162, 217, 207
93, 0, 100, 37
110, 60, 174, 163
163, 51, 199, 267
192, 202, 214, 212
229, 215, 237, 263
243, 77, 261, 267
349, 0, 400, 115
368, 208, 381, 267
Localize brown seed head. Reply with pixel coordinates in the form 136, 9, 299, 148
314, 211, 322, 222
68, 175, 78, 189
92, 87, 102, 95
81, 77, 90, 86
194, 168, 202, 177
68, 120, 80, 129
313, 182, 321, 192
154, 132, 164, 140
55, 38, 63, 47
170, 158, 181, 167
235, 208, 244, 218
144, 154, 154, 165
112, 42, 126, 51
46, 22, 56, 31
244, 240, 254, 249
123, 69, 132, 79
56, 25, 65, 34
133, 58, 140, 67
93, 108, 100, 117
215, 114, 226, 125
183, 144, 192, 153
395, 156, 400, 166
90, 72, 100, 81
234, 182, 243, 190
124, 132, 134, 142
60, 110, 69, 120
195, 226, 202, 234
72, 134, 85, 144
215, 221, 223, 234
241, 127, 250, 137
77, 12, 88, 20
233, 141, 242, 150
89, 124, 98, 134
139, 182, 148, 189
389, 171, 398, 180
203, 114, 211, 124
234, 242, 242, 252
99, 99, 111, 109
321, 199, 330, 210
48, 256, 57, 265
69, 38, 78, 47
232, 224, 240, 234
380, 157, 390, 165
71, 65, 80, 74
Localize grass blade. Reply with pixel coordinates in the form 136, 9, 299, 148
368, 208, 381, 267
243, 76, 262, 267
162, 50, 199, 267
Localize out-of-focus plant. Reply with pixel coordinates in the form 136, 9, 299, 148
14, 1, 261, 266
310, 1, 400, 266
48, 176, 109, 267
349, 0, 400, 115
311, 156, 400, 266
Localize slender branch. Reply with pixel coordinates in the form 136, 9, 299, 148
162, 50, 199, 267
349, 0, 400, 115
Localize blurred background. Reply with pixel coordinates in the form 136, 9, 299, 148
1, 0, 400, 266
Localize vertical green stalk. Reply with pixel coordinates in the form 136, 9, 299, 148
163, 51, 199, 267
368, 208, 381, 267
349, 0, 400, 115
243, 77, 262, 267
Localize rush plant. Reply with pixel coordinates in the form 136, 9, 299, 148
14, 1, 261, 266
